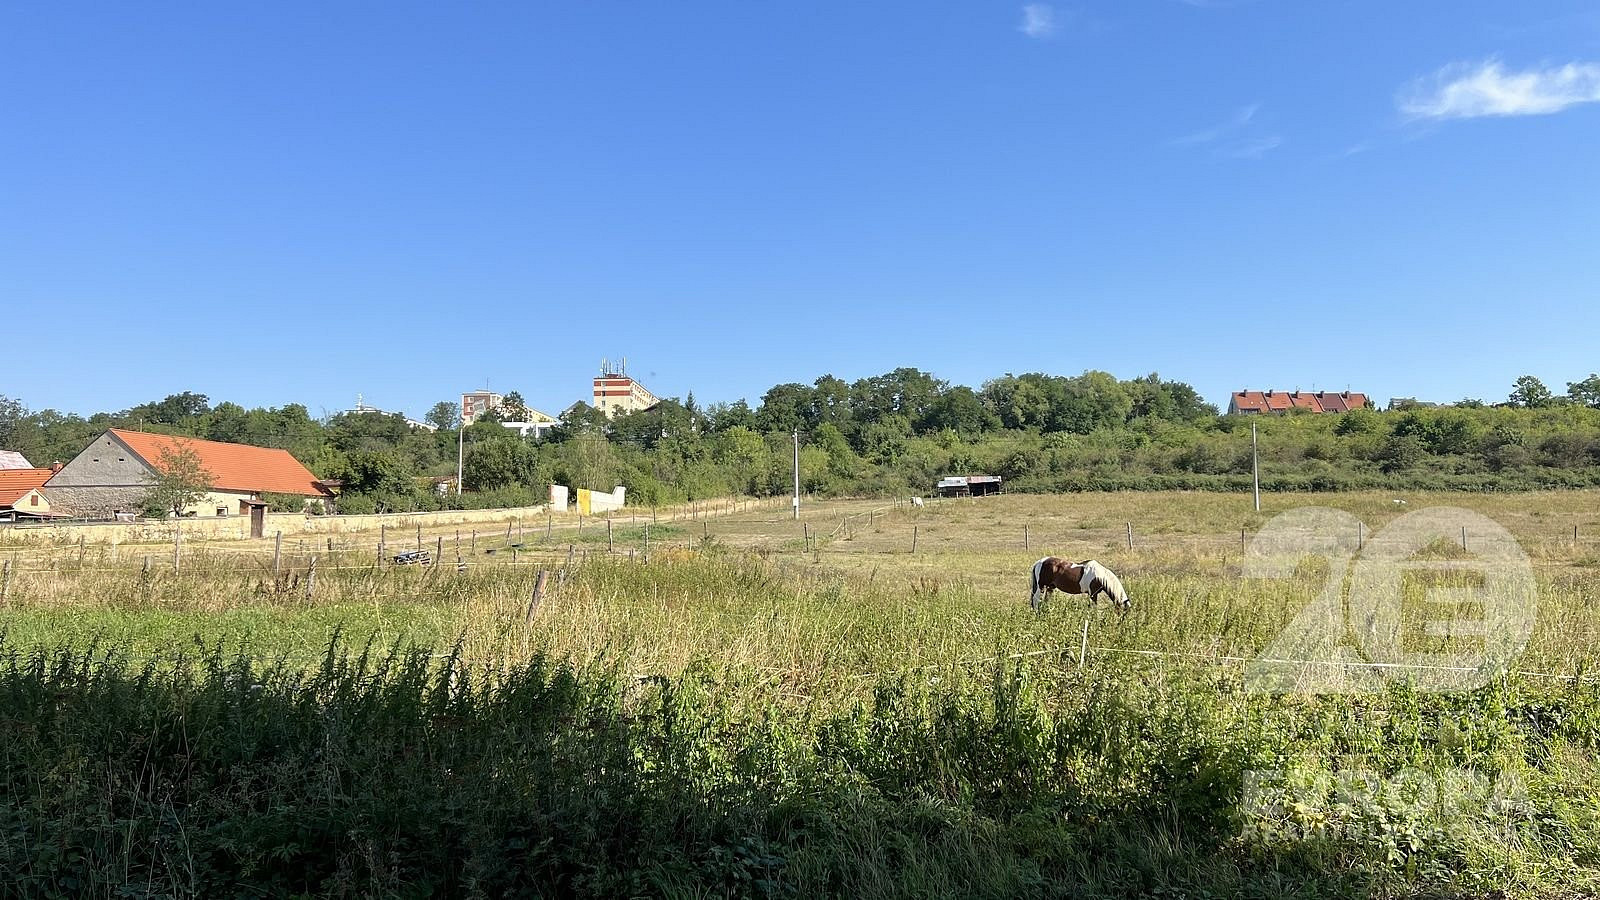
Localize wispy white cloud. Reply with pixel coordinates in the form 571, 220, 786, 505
1221, 135, 1283, 159
1399, 59, 1600, 121
1019, 4, 1057, 39
1174, 103, 1259, 145
1173, 104, 1280, 159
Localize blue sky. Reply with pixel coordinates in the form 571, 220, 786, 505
5, 1, 1600, 420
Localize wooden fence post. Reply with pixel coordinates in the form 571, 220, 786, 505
911, 525, 918, 554
305, 556, 317, 601
525, 569, 549, 624
643, 523, 650, 562
547, 514, 552, 539
1125, 522, 1133, 551
436, 535, 443, 562
1, 560, 9, 604
1357, 521, 1363, 551
274, 531, 282, 579
174, 520, 182, 572
608, 518, 614, 553
471, 529, 477, 554
1024, 523, 1029, 550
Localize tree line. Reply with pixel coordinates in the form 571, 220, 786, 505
4, 369, 1600, 513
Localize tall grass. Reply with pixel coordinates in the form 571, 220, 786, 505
2, 492, 1598, 896
0, 637, 1595, 897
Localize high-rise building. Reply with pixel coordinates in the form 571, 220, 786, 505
592, 360, 658, 418
460, 391, 504, 426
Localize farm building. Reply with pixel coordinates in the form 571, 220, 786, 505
935, 474, 1003, 497
1228, 390, 1369, 415
43, 429, 333, 533
0, 468, 58, 521
0, 450, 34, 470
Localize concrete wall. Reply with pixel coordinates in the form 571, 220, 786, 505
0, 503, 553, 546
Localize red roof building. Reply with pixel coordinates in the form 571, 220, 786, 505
1229, 390, 1369, 415
0, 468, 56, 519
105, 429, 327, 496
43, 430, 331, 524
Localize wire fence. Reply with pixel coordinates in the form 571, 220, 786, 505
3, 492, 1599, 578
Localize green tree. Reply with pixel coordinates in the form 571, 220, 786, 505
1510, 375, 1554, 409
502, 391, 531, 421
0, 395, 29, 455
425, 401, 460, 431
125, 392, 211, 426
810, 375, 853, 429
1051, 371, 1132, 434
706, 400, 756, 432
848, 368, 946, 427
142, 444, 214, 518
756, 383, 814, 433
464, 439, 541, 491
918, 386, 998, 436
1567, 374, 1600, 408
1378, 433, 1427, 473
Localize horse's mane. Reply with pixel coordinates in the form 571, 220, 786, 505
1081, 559, 1128, 604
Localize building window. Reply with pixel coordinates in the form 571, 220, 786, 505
29, 495, 38, 507
216, 507, 227, 517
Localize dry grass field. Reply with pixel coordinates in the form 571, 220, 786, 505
2, 491, 1598, 897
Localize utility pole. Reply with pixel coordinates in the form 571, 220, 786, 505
1252, 422, 1261, 513
792, 428, 800, 520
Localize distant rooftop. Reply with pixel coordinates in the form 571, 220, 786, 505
0, 450, 33, 470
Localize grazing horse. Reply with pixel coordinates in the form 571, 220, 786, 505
1029, 557, 1131, 613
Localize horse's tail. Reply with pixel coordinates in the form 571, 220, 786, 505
1029, 557, 1047, 611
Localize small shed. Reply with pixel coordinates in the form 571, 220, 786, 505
935, 474, 1003, 498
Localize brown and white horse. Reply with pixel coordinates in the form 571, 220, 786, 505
1029, 557, 1131, 612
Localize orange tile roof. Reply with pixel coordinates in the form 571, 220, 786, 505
1288, 392, 1324, 412
0, 469, 54, 507
108, 429, 327, 497
1234, 389, 1369, 414
1230, 391, 1268, 412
